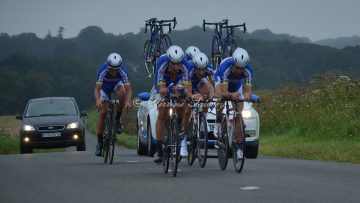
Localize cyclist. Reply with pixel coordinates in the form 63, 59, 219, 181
213, 47, 253, 160
181, 52, 215, 157
94, 53, 133, 156
185, 46, 200, 61
153, 45, 196, 163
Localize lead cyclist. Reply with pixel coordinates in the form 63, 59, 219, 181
213, 47, 253, 160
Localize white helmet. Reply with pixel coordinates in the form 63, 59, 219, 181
166, 45, 184, 63
185, 46, 200, 59
232, 48, 250, 67
192, 52, 209, 69
107, 53, 122, 68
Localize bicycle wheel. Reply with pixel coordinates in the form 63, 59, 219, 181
217, 115, 229, 170
143, 40, 155, 76
163, 119, 170, 174
233, 117, 245, 173
103, 119, 110, 164
169, 116, 180, 177
211, 37, 222, 69
187, 116, 197, 166
108, 115, 116, 164
223, 39, 238, 58
160, 34, 172, 52
197, 113, 208, 168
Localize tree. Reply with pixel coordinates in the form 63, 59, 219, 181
57, 26, 65, 39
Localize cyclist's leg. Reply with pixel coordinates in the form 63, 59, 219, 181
214, 81, 225, 136
198, 78, 214, 113
177, 98, 188, 157
231, 83, 245, 142
154, 99, 169, 163
96, 89, 109, 156
114, 82, 126, 133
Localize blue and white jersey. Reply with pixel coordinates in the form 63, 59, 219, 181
187, 62, 215, 86
96, 62, 130, 86
214, 57, 253, 86
154, 54, 191, 93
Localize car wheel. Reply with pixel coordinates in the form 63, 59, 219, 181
137, 119, 147, 155
77, 141, 86, 151
20, 146, 33, 154
245, 143, 259, 159
147, 118, 155, 157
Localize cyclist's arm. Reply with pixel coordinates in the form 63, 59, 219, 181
158, 83, 168, 96
124, 83, 133, 105
94, 82, 102, 108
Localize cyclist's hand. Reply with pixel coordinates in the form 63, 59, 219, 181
96, 99, 103, 109
124, 101, 132, 110
191, 94, 204, 102
231, 92, 241, 102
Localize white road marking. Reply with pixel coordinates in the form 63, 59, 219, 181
240, 186, 260, 190
125, 160, 140, 163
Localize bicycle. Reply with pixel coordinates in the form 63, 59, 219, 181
222, 23, 246, 58
187, 98, 213, 168
102, 98, 119, 164
215, 95, 259, 173
144, 17, 177, 77
202, 19, 228, 69
161, 94, 183, 177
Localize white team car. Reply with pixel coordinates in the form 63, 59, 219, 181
136, 86, 260, 158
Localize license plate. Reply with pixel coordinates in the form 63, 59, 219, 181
208, 124, 215, 131
42, 132, 61, 137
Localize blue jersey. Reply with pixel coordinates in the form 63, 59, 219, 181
214, 57, 253, 86
96, 62, 130, 95
187, 62, 215, 88
154, 54, 191, 93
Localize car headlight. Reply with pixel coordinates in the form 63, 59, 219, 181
23, 125, 35, 131
66, 122, 79, 129
242, 110, 252, 119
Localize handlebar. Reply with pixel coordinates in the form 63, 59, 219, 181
202, 19, 229, 32
221, 23, 247, 33
144, 17, 177, 33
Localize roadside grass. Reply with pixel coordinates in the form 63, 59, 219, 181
0, 116, 65, 154
86, 108, 137, 149
257, 74, 360, 163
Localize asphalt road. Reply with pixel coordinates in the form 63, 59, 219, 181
1, 129, 359, 203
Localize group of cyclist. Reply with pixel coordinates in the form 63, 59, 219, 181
93, 44, 253, 163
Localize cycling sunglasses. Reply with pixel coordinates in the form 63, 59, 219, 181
108, 66, 120, 70
169, 61, 182, 66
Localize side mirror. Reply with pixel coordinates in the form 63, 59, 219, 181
138, 92, 151, 101
16, 114, 23, 120
250, 94, 260, 103
80, 111, 87, 117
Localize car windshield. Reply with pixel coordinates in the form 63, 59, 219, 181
25, 100, 78, 117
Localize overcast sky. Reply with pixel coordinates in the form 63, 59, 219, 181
0, 0, 359, 41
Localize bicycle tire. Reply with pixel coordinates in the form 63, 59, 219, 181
223, 39, 238, 58
169, 116, 180, 177
108, 115, 116, 164
233, 117, 245, 173
217, 115, 229, 170
187, 116, 197, 166
103, 120, 110, 164
160, 34, 172, 52
143, 40, 155, 76
197, 113, 208, 168
163, 120, 170, 174
211, 36, 222, 69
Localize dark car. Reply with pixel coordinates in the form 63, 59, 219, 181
16, 97, 87, 154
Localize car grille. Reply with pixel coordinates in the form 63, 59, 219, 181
37, 125, 65, 131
